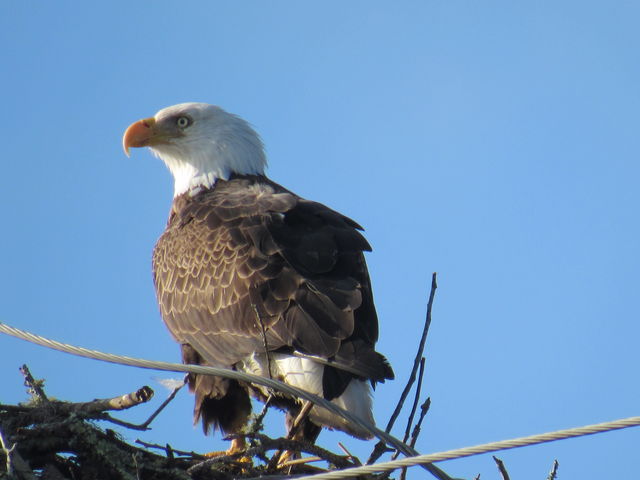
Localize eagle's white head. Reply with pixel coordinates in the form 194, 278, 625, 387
123, 102, 267, 196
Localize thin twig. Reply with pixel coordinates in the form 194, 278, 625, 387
0, 404, 31, 413
388, 273, 437, 432
493, 456, 511, 480
132, 452, 141, 480
397, 358, 425, 480
409, 397, 431, 448
249, 395, 273, 435
288, 401, 314, 440
278, 456, 323, 468
368, 273, 438, 465
246, 396, 273, 464
402, 358, 426, 446
101, 379, 186, 431
20, 364, 48, 402
253, 304, 273, 379
137, 375, 187, 429
0, 425, 14, 476
0, 425, 37, 480
546, 459, 559, 480
337, 442, 361, 466
135, 439, 204, 459
100, 414, 153, 431
269, 400, 315, 469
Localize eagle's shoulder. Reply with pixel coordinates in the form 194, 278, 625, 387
168, 175, 296, 228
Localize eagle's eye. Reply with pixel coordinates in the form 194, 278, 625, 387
176, 116, 192, 129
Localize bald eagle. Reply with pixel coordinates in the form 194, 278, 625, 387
123, 103, 393, 452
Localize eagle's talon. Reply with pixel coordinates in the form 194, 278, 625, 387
204, 437, 251, 464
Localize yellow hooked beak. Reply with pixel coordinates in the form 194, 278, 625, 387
122, 117, 165, 156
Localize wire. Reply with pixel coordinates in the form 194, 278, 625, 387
294, 415, 640, 480
5, 321, 636, 480
0, 322, 416, 458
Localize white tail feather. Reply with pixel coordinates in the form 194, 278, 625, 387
240, 353, 375, 439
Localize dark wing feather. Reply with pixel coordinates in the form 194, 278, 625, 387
153, 175, 393, 394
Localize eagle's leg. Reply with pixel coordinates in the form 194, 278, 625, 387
190, 371, 252, 465
277, 401, 321, 467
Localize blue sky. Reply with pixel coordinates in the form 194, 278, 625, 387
1, 2, 638, 478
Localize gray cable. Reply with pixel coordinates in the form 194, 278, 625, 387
294, 415, 640, 480
0, 322, 415, 456
9, 322, 630, 480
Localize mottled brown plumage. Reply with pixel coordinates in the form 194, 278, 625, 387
152, 174, 393, 436
124, 102, 393, 443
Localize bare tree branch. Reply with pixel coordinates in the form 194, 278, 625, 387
368, 273, 438, 465
129, 375, 186, 430
99, 378, 188, 431
409, 397, 431, 448
19, 364, 48, 402
337, 442, 361, 466
493, 455, 511, 480
547, 459, 559, 480
402, 357, 426, 446
0, 426, 37, 480
0, 425, 15, 478
1, 385, 155, 429
135, 439, 204, 459
398, 358, 426, 480
248, 394, 272, 435
78, 385, 154, 414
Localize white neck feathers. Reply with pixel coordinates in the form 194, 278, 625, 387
149, 103, 267, 197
